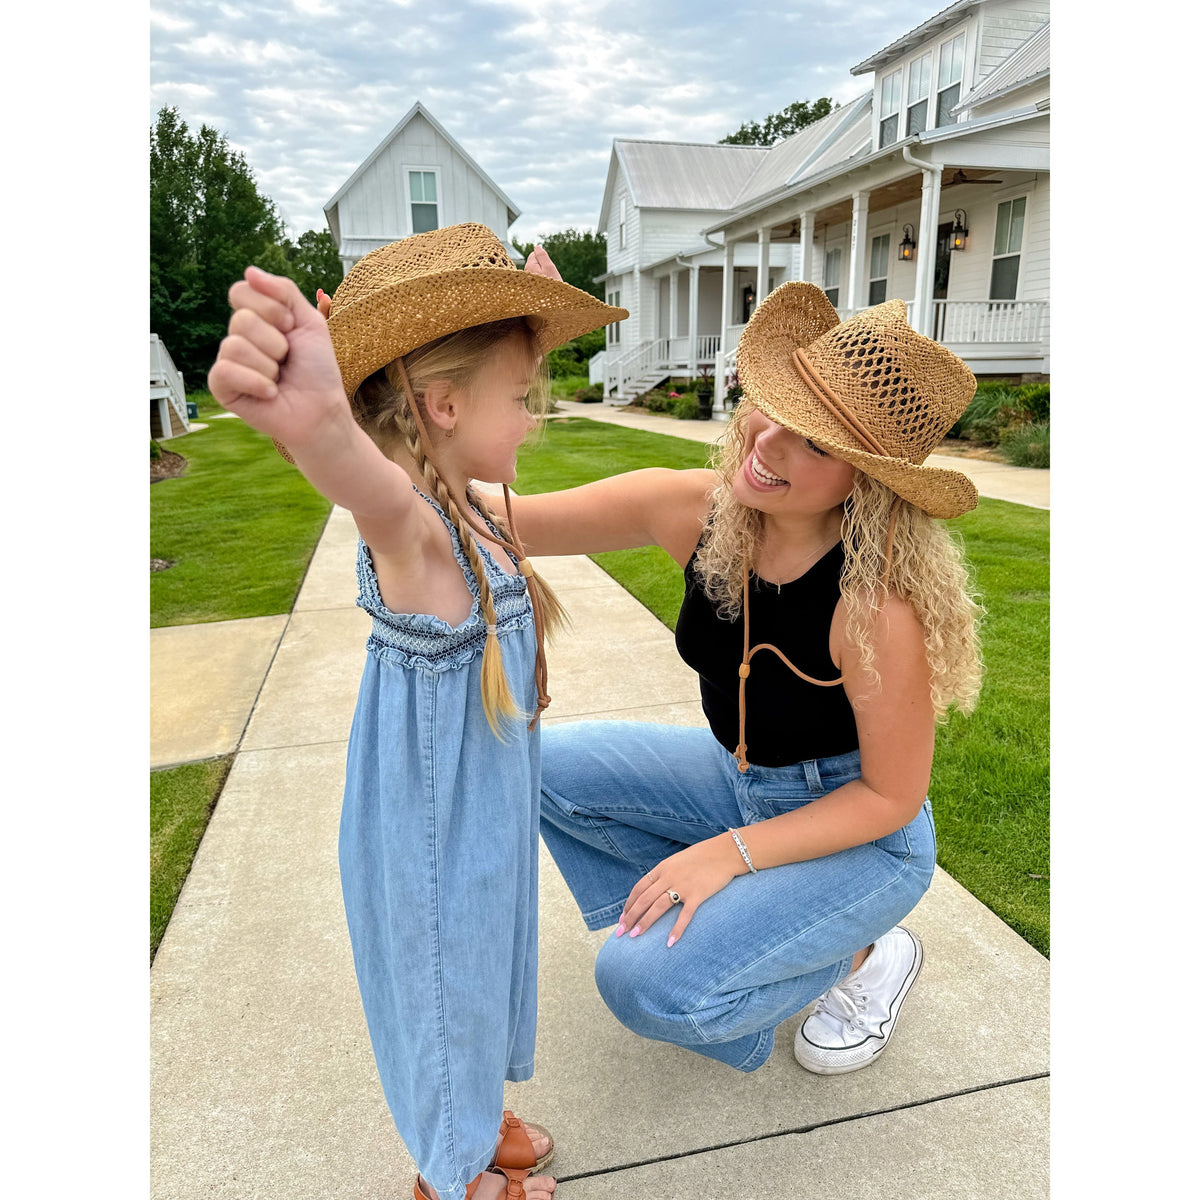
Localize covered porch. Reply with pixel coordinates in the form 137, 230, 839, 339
705, 113, 1050, 401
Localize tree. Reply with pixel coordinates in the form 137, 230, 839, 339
511, 227, 607, 300
150, 106, 284, 383
264, 229, 344, 306
719, 97, 837, 146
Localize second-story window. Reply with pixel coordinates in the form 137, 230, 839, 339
869, 234, 890, 305
619, 198, 627, 250
907, 52, 932, 136
936, 32, 966, 127
879, 69, 901, 147
409, 171, 438, 234
823, 246, 842, 308
990, 197, 1026, 300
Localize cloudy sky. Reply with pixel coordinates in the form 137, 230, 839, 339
150, 0, 938, 244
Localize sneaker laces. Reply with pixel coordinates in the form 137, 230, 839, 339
814, 980, 868, 1028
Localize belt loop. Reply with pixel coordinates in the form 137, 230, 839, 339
803, 758, 823, 794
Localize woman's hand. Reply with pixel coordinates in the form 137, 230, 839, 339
523, 244, 562, 280
616, 835, 743, 947
208, 266, 348, 455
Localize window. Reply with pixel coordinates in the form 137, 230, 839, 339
619, 198, 627, 250
935, 33, 965, 127
990, 197, 1026, 299
409, 171, 438, 234
879, 69, 901, 147
607, 290, 621, 344
907, 52, 931, 136
823, 246, 842, 307
868, 234, 890, 305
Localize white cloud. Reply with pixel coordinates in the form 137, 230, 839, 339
150, 0, 939, 240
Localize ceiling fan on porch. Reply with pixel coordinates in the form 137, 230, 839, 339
943, 169, 1005, 187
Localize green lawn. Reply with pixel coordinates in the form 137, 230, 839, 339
151, 756, 233, 961
151, 395, 332, 627
517, 418, 1050, 956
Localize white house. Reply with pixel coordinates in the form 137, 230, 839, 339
593, 0, 1050, 403
323, 101, 525, 274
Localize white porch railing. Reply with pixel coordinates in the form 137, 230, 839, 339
588, 351, 606, 386
931, 300, 1049, 345
605, 335, 725, 397
150, 333, 189, 435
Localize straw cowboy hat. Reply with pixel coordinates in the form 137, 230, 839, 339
325, 222, 627, 401
735, 282, 978, 519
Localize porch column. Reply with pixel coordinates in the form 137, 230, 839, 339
717, 238, 736, 403
687, 265, 699, 375
846, 190, 868, 312
669, 269, 680, 361
797, 211, 813, 284
756, 224, 771, 313
914, 168, 942, 338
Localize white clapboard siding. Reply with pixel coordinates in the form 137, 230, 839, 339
325, 104, 519, 271
976, 0, 1050, 78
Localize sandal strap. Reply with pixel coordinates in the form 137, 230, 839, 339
494, 1110, 537, 1171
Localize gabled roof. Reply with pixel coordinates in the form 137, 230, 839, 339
597, 139, 769, 228
724, 95, 872, 209
322, 100, 521, 225
954, 21, 1049, 112
850, 1, 980, 75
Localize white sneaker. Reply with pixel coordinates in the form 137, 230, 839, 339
794, 926, 924, 1075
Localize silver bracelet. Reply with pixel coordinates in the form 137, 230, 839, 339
729, 828, 757, 873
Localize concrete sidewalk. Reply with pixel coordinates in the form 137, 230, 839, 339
151, 461, 1049, 1196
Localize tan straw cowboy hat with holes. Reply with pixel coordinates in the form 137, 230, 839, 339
326, 222, 626, 401
735, 281, 979, 519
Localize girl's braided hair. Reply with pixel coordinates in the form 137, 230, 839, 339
352, 316, 567, 734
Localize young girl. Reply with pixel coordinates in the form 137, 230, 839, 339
504, 283, 984, 1078
207, 223, 626, 1200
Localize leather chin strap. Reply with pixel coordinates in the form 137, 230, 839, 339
733, 349, 901, 772
394, 360, 551, 727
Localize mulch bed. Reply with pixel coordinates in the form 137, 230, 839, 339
151, 450, 187, 483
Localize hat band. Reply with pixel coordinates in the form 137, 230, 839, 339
791, 348, 888, 457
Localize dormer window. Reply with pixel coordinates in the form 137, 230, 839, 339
935, 33, 966, 127
907, 53, 932, 136
879, 69, 901, 147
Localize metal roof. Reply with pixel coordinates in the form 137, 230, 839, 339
724, 96, 872, 209
615, 139, 770, 210
850, 1, 979, 75
954, 21, 1049, 112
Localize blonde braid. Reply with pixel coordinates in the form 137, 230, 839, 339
385, 365, 523, 736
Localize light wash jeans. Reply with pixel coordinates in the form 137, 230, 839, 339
539, 721, 935, 1072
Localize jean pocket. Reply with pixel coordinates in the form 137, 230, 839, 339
872, 822, 914, 864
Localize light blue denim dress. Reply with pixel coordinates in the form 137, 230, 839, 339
339, 490, 540, 1200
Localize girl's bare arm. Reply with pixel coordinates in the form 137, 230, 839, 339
207, 267, 423, 562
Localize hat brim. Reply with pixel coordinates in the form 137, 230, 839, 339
329, 268, 627, 400
736, 284, 978, 519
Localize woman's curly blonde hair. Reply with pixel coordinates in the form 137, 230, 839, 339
694, 401, 984, 720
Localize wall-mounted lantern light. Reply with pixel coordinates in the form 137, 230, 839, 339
950, 210, 969, 251
898, 224, 916, 261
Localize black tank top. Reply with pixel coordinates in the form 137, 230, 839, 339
674, 542, 859, 767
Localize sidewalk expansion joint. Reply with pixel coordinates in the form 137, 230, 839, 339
552, 1072, 1050, 1184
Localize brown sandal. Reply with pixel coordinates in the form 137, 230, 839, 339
412, 1111, 555, 1200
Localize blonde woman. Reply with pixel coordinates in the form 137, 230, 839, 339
512, 283, 983, 1075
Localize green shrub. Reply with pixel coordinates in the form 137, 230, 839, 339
549, 373, 590, 400
1000, 422, 1049, 468
545, 329, 606, 378
671, 393, 700, 419
151, 440, 162, 461
642, 389, 674, 413
574, 384, 604, 402
1014, 382, 1050, 423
